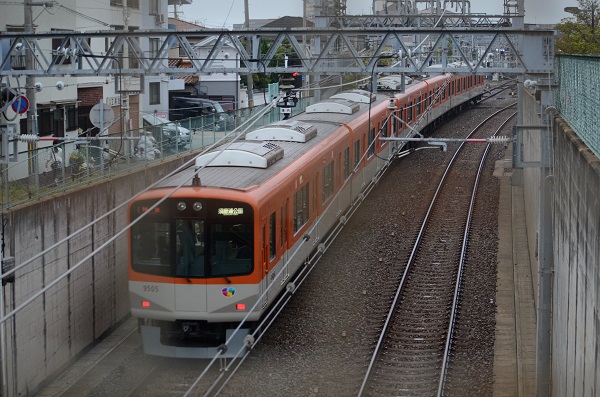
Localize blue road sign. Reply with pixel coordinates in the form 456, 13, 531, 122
12, 96, 29, 114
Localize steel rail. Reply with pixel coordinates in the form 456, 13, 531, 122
357, 102, 516, 396
437, 111, 517, 396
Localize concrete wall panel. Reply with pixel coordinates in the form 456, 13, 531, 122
40, 199, 71, 376
92, 187, 116, 338
522, 91, 541, 306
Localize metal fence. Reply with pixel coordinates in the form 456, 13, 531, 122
555, 55, 600, 158
0, 96, 314, 210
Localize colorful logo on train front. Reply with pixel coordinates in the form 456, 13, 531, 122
221, 287, 236, 297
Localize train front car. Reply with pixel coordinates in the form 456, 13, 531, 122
128, 191, 258, 358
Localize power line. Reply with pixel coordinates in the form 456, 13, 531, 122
55, 2, 111, 27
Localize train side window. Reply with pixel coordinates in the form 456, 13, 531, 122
407, 102, 413, 122
368, 128, 375, 156
343, 147, 350, 180
322, 160, 334, 204
269, 212, 276, 261
293, 183, 310, 234
416, 96, 421, 116
463, 78, 466, 91
353, 139, 360, 169
442, 87, 446, 100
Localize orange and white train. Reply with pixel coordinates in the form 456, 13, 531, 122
128, 73, 486, 358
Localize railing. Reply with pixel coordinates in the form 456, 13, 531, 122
0, 97, 314, 210
555, 55, 600, 158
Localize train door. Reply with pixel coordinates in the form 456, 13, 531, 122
313, 174, 319, 241
281, 200, 290, 284
174, 219, 207, 312
261, 222, 269, 308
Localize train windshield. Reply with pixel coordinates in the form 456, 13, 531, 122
130, 199, 253, 279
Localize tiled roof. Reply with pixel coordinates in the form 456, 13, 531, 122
262, 16, 314, 29
168, 59, 198, 85
168, 18, 204, 30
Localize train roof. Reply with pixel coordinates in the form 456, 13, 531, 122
155, 89, 395, 192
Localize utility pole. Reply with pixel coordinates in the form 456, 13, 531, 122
24, 1, 38, 179
24, 2, 36, 136
244, 0, 254, 108
303, 0, 310, 95
173, 0, 180, 19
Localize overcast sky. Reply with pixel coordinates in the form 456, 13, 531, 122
179, 0, 574, 28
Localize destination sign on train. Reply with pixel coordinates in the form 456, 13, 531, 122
217, 208, 244, 216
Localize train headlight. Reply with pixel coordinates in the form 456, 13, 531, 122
177, 201, 187, 211
193, 202, 203, 211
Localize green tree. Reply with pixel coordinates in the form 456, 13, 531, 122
239, 38, 299, 89
556, 0, 600, 55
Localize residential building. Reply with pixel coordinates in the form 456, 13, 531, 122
167, 18, 241, 111
305, 0, 347, 19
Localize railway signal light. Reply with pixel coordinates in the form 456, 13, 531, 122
292, 72, 303, 89
280, 73, 294, 90
280, 72, 303, 90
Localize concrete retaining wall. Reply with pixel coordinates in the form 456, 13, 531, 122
518, 89, 600, 396
1, 155, 194, 396
552, 118, 600, 397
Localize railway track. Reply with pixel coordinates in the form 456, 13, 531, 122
358, 105, 516, 397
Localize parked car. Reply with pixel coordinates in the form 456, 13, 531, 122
142, 114, 191, 149
169, 97, 232, 131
